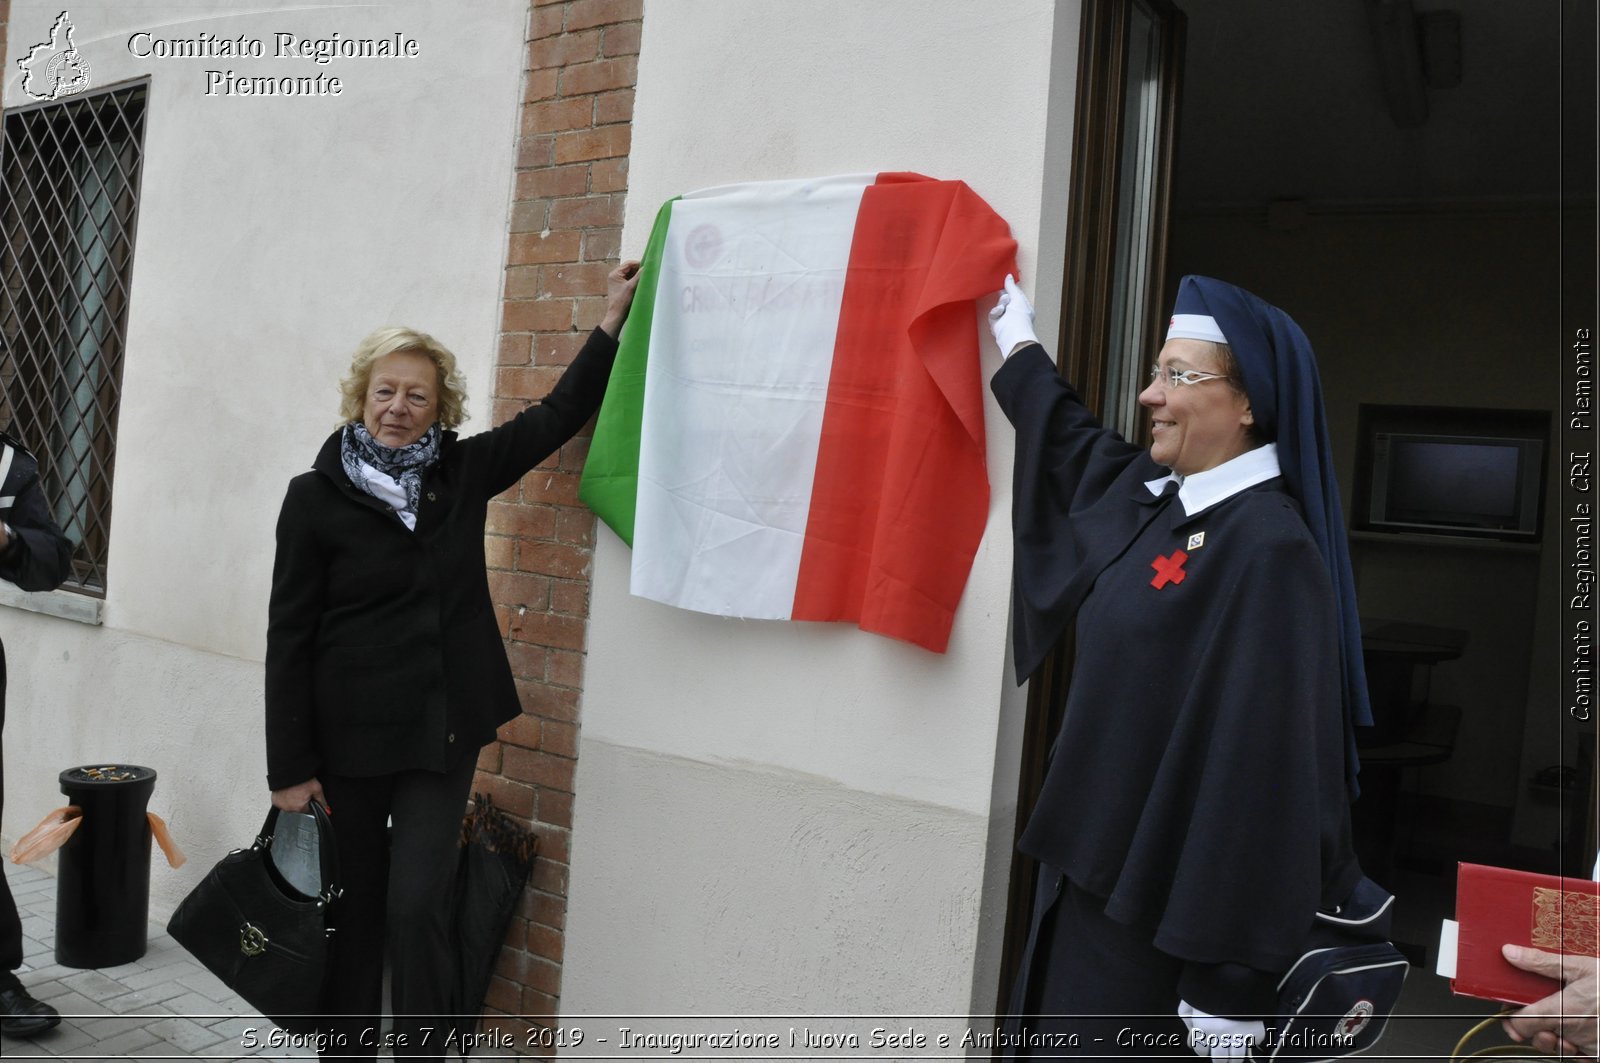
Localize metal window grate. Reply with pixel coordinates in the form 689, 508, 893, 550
0, 82, 148, 596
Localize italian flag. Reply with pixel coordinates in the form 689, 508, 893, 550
579, 172, 1017, 652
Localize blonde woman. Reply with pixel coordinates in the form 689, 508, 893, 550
265, 261, 638, 1059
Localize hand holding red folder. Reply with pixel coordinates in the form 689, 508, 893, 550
1499, 944, 1599, 1058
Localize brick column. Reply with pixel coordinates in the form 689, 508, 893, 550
0, 1, 10, 97
479, 0, 640, 1042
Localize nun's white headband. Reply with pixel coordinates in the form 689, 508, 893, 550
1166, 314, 1228, 345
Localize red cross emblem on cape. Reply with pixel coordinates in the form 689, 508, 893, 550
1150, 549, 1188, 589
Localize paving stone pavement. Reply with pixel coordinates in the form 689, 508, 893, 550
4, 860, 318, 1061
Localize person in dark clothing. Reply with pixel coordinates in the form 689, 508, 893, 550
0, 431, 75, 1039
265, 260, 639, 1060
988, 274, 1370, 1059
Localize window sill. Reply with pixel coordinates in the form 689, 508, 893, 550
0, 584, 103, 625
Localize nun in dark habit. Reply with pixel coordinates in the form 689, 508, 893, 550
987, 275, 1373, 1058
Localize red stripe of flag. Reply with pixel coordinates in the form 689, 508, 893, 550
791, 173, 1018, 651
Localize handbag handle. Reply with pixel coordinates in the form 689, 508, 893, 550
255, 799, 341, 902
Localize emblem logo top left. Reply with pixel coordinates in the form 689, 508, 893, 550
18, 11, 94, 102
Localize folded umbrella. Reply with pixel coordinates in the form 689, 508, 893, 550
451, 792, 538, 1055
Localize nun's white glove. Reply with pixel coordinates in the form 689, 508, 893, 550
1178, 1002, 1265, 1059
988, 273, 1039, 358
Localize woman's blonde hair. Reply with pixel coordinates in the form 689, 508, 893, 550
338, 326, 469, 430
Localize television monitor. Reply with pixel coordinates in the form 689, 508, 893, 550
1367, 432, 1544, 539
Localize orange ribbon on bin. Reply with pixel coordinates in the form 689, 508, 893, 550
9, 806, 185, 868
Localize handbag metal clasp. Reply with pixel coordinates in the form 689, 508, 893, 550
239, 923, 268, 957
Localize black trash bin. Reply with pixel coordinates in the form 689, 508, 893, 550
55, 764, 157, 968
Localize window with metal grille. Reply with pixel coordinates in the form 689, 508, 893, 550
0, 81, 148, 596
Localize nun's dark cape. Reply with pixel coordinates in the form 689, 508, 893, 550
993, 326, 1361, 977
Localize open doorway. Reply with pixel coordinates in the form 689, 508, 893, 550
994, 0, 1596, 1050
1166, 0, 1597, 1051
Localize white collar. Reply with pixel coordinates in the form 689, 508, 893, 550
1144, 443, 1282, 516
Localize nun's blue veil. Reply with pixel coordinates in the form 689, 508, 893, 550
1172, 275, 1371, 794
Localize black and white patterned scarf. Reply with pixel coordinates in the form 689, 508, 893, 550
340, 422, 441, 530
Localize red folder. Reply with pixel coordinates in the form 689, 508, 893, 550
1453, 862, 1600, 1005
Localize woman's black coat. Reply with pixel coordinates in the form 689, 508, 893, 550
265, 328, 618, 790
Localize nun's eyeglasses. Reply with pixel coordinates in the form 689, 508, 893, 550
1148, 365, 1228, 389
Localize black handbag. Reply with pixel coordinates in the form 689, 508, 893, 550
167, 801, 340, 1034
1256, 876, 1410, 1061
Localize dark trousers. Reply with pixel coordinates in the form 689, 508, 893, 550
0, 641, 20, 994
1007, 869, 1191, 1059
317, 756, 475, 1062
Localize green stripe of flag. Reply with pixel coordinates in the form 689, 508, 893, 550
579, 196, 677, 546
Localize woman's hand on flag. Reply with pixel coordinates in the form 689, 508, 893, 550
602, 259, 643, 337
